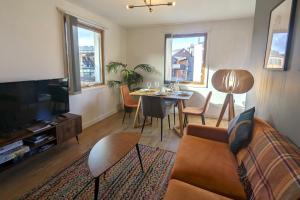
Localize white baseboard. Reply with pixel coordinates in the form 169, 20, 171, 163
82, 108, 119, 129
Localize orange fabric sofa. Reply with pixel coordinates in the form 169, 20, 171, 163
164, 118, 275, 200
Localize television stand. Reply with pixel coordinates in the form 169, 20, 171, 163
0, 113, 82, 172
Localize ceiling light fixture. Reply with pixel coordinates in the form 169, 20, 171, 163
126, 0, 176, 12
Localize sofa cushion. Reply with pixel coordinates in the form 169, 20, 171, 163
171, 135, 246, 200
228, 107, 255, 134
228, 107, 255, 154
229, 120, 253, 154
164, 179, 231, 200
238, 129, 300, 200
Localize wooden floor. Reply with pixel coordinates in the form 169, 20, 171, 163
0, 111, 227, 200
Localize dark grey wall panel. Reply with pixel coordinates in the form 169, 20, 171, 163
247, 0, 300, 146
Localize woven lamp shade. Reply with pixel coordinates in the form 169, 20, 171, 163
212, 69, 254, 94
212, 69, 254, 127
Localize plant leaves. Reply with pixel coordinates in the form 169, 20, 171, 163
134, 64, 153, 72
107, 62, 152, 90
107, 80, 122, 87
123, 71, 143, 88
106, 62, 127, 73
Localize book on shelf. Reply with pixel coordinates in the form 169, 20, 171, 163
31, 134, 48, 141
24, 135, 55, 144
0, 140, 23, 154
39, 143, 55, 152
0, 145, 30, 165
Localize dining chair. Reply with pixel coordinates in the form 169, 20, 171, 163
120, 85, 139, 124
140, 96, 172, 141
182, 91, 212, 126
163, 99, 177, 126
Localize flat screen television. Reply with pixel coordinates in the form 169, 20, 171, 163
0, 78, 69, 135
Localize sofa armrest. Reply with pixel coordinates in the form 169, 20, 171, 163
186, 124, 229, 143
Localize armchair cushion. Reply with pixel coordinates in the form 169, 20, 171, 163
171, 135, 246, 199
186, 124, 228, 143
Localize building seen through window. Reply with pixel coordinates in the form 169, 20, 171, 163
78, 26, 103, 87
165, 33, 208, 86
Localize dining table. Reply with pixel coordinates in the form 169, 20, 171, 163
129, 88, 193, 137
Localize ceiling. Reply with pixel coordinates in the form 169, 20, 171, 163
67, 0, 256, 27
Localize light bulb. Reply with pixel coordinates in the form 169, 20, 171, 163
167, 2, 176, 6
225, 71, 238, 93
126, 5, 134, 10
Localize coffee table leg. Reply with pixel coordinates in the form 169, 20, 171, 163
135, 144, 144, 172
94, 176, 99, 200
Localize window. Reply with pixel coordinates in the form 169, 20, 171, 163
63, 14, 104, 94
164, 33, 208, 86
77, 24, 104, 87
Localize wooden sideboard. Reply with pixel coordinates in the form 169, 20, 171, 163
0, 113, 82, 171
56, 113, 82, 144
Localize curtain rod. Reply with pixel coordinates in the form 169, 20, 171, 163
56, 7, 107, 30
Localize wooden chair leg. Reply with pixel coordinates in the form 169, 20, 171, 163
160, 118, 163, 141
168, 115, 171, 129
184, 114, 187, 127
141, 117, 147, 133
122, 111, 126, 124
201, 115, 206, 125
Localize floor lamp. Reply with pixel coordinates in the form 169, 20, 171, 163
212, 69, 254, 127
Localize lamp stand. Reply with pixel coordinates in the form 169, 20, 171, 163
216, 93, 235, 127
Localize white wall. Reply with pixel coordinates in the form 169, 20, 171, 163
247, 0, 300, 146
126, 18, 254, 118
0, 0, 255, 127
0, 0, 127, 128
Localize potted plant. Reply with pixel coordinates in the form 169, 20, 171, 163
106, 62, 153, 90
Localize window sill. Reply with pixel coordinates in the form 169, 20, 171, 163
81, 84, 107, 91
169, 81, 207, 88
179, 83, 207, 88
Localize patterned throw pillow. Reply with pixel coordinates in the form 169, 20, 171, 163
239, 130, 300, 200
228, 107, 255, 154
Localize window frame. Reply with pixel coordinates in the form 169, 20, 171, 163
164, 33, 208, 87
77, 22, 105, 88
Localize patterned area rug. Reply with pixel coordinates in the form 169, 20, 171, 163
21, 144, 175, 200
